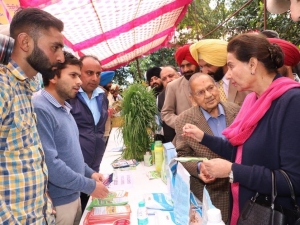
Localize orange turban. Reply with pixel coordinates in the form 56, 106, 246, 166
268, 38, 300, 67
175, 44, 198, 67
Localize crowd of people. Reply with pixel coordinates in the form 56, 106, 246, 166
0, 1, 300, 224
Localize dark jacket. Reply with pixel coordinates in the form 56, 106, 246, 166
68, 92, 108, 172
201, 86, 300, 223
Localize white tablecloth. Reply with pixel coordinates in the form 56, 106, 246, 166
79, 128, 168, 225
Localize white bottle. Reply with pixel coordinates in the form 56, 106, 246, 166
207, 208, 225, 225
144, 151, 152, 166
137, 201, 149, 225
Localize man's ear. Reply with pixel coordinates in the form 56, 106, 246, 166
49, 75, 58, 85
17, 33, 32, 52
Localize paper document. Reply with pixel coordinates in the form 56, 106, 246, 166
172, 162, 190, 225
173, 157, 208, 162
108, 171, 134, 190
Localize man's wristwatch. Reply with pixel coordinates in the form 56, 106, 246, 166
229, 170, 234, 183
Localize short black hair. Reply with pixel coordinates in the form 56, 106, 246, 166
43, 51, 82, 86
10, 8, 64, 41
146, 67, 161, 83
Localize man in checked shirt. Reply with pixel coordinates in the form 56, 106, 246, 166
0, 8, 65, 225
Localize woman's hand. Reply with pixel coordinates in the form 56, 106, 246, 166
203, 158, 232, 178
198, 163, 216, 183
182, 123, 204, 142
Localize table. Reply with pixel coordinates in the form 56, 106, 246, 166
80, 128, 168, 225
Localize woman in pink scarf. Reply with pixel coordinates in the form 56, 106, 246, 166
183, 33, 300, 225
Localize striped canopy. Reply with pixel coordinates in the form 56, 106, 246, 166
13, 0, 192, 70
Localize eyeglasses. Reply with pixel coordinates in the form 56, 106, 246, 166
192, 85, 216, 97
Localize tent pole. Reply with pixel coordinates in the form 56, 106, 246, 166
264, 0, 267, 30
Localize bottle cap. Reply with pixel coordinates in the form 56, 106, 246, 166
207, 208, 222, 222
138, 201, 145, 207
145, 151, 150, 155
155, 140, 162, 147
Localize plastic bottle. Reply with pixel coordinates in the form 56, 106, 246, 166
137, 201, 148, 225
207, 208, 225, 225
144, 151, 152, 166
154, 140, 163, 172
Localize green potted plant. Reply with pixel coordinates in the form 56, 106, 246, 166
120, 82, 157, 161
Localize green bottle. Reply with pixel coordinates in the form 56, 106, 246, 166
150, 142, 155, 164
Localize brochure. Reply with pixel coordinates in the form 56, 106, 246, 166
173, 157, 208, 163
111, 158, 138, 169
155, 211, 176, 225
84, 205, 131, 225
86, 191, 129, 210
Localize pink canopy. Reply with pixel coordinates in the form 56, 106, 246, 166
19, 0, 192, 70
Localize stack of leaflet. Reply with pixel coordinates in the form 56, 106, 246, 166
84, 191, 131, 225
144, 193, 176, 224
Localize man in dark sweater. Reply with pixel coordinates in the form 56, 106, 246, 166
68, 55, 109, 212
33, 52, 109, 225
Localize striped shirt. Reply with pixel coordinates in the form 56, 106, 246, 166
0, 60, 54, 225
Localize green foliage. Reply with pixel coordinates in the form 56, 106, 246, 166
177, 0, 300, 45
120, 82, 157, 160
176, 0, 230, 44
128, 48, 177, 81
225, 0, 300, 45
148, 47, 177, 67
113, 67, 133, 86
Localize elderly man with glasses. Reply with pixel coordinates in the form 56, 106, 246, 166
174, 73, 240, 223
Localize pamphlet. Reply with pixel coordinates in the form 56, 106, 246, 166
84, 205, 131, 225
147, 170, 160, 180
108, 170, 134, 191
173, 157, 208, 162
155, 211, 176, 225
86, 191, 129, 210
144, 193, 174, 211
111, 158, 138, 169
172, 161, 191, 225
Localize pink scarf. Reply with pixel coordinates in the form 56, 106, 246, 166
222, 77, 300, 225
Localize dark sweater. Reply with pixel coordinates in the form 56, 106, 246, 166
68, 92, 108, 172
201, 87, 300, 217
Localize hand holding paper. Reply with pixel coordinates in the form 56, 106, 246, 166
199, 163, 216, 183
91, 172, 105, 182
203, 158, 232, 178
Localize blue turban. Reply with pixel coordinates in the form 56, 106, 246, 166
100, 71, 115, 86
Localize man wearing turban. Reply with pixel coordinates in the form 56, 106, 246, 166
268, 38, 300, 82
161, 45, 200, 131
190, 39, 248, 106
99, 71, 116, 143
146, 66, 164, 97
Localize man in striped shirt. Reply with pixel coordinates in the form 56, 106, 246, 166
0, 8, 65, 225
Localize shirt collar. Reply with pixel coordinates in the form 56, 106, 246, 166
200, 103, 225, 121
41, 89, 72, 114
5, 59, 39, 92
79, 86, 104, 98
